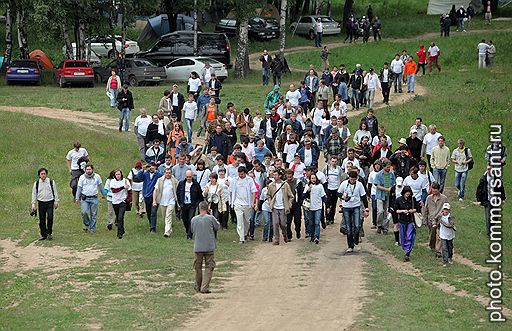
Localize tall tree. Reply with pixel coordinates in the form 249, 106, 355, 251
343, 0, 354, 28
279, 0, 287, 54
16, 6, 29, 59
327, 0, 332, 17
2, 1, 14, 68
233, 0, 263, 78
162, 0, 178, 33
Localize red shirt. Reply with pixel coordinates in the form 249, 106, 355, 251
110, 76, 118, 89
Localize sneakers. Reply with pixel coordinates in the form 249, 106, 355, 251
395, 241, 400, 246
47, 234, 53, 240
442, 263, 447, 267
376, 228, 382, 234
458, 198, 463, 202
346, 248, 353, 253
354, 245, 361, 252
272, 241, 279, 245
448, 259, 454, 265
371, 225, 377, 229
38, 236, 47, 241
107, 224, 113, 231
314, 238, 319, 244
404, 255, 410, 262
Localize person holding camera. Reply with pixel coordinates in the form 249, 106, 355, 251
338, 171, 369, 253
31, 168, 59, 240
203, 173, 226, 221
75, 164, 106, 233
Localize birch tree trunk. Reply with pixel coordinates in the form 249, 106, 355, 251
279, 0, 287, 54
234, 18, 249, 78
111, 1, 117, 59
78, 21, 87, 60
62, 24, 73, 59
17, 9, 29, 59
3, 4, 13, 68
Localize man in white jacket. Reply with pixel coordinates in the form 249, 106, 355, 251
363, 68, 381, 109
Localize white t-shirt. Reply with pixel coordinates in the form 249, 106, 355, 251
183, 101, 197, 120
283, 142, 299, 163
134, 116, 152, 136
260, 187, 271, 212
368, 171, 378, 196
217, 177, 230, 202
403, 175, 424, 201
266, 120, 273, 139
305, 183, 326, 211
203, 67, 213, 83
337, 180, 366, 208
273, 182, 285, 210
423, 132, 442, 155
304, 149, 313, 167
195, 169, 211, 190
439, 214, 455, 240
477, 43, 489, 55
230, 176, 257, 206
312, 108, 324, 126
325, 165, 342, 190
184, 181, 193, 204
127, 168, 143, 191
428, 46, 440, 57
160, 178, 176, 206
188, 77, 202, 92
390, 59, 404, 73
316, 21, 323, 33
372, 134, 392, 147
110, 179, 131, 205
315, 171, 327, 184
286, 90, 301, 107
289, 162, 305, 179
66, 148, 89, 170
342, 157, 360, 172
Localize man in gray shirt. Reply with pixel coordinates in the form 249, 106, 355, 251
191, 201, 220, 294
31, 168, 59, 241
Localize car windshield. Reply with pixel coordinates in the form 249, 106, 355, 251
132, 59, 155, 67
65, 61, 89, 68
11, 60, 37, 68
196, 57, 221, 65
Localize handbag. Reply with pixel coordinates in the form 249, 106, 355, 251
125, 180, 133, 211
302, 198, 311, 211
413, 199, 422, 228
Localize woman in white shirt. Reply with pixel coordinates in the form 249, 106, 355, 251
203, 173, 226, 220
217, 168, 230, 229
367, 161, 382, 228
259, 179, 273, 241
195, 160, 211, 191
303, 174, 326, 244
127, 161, 145, 217
103, 171, 116, 230
353, 121, 372, 145
187, 71, 202, 99
109, 168, 131, 239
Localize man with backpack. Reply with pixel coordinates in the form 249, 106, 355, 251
451, 138, 473, 201
31, 168, 59, 240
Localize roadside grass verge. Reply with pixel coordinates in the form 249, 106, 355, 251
0, 110, 249, 329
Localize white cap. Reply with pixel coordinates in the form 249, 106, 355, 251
443, 203, 451, 210
396, 177, 404, 186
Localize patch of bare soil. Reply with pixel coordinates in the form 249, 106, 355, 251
0, 239, 105, 273
184, 225, 367, 331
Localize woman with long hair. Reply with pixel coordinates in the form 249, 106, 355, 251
203, 173, 226, 220
109, 168, 131, 239
188, 71, 202, 100
167, 122, 185, 164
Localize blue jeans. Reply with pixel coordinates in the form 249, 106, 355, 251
262, 68, 270, 85
343, 207, 361, 248
454, 171, 467, 199
109, 88, 118, 107
308, 209, 322, 240
119, 108, 130, 131
457, 18, 465, 31
262, 210, 273, 240
338, 82, 348, 101
406, 74, 415, 92
80, 197, 99, 231
351, 88, 360, 109
186, 118, 194, 143
315, 32, 323, 47
393, 72, 403, 92
433, 168, 448, 193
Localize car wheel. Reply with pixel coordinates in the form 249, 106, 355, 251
128, 75, 138, 87
308, 30, 315, 40
6, 79, 11, 85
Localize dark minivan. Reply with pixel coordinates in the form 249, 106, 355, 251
138, 31, 231, 68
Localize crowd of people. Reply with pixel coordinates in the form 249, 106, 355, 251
30, 41, 507, 293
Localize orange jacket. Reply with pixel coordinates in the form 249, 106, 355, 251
404, 61, 417, 75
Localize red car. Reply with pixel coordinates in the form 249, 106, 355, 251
55, 60, 94, 88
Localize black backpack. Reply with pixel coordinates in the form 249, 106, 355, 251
464, 148, 474, 171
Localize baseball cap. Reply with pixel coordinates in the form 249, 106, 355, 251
410, 128, 418, 134
443, 203, 451, 210
399, 138, 407, 145
396, 177, 404, 186
258, 129, 265, 135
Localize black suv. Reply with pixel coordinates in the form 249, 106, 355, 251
137, 31, 231, 68
215, 17, 279, 40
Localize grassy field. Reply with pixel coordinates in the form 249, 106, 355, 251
1, 4, 511, 329
0, 111, 250, 329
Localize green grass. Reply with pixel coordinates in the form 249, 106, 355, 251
0, 111, 250, 329
357, 256, 509, 330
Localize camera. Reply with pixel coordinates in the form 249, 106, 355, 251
30, 210, 37, 217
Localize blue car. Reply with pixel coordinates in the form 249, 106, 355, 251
6, 59, 42, 85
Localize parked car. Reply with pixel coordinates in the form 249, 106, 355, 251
137, 31, 231, 68
214, 17, 279, 40
54, 60, 95, 88
6, 59, 41, 85
65, 35, 140, 58
94, 58, 167, 86
164, 57, 228, 82
290, 15, 341, 39
62, 47, 102, 67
